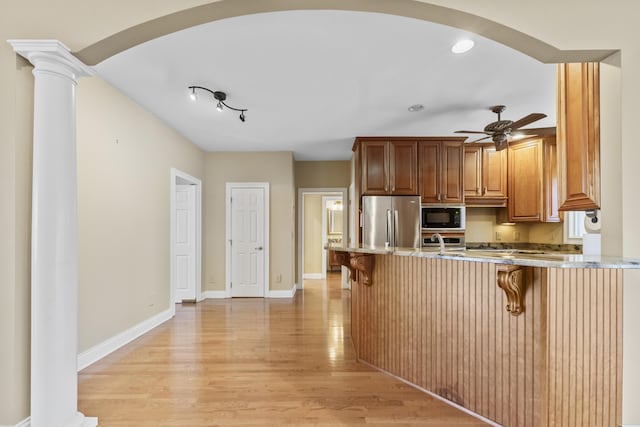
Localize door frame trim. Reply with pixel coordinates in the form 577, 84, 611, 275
321, 195, 343, 279
297, 187, 348, 289
225, 182, 270, 298
170, 168, 202, 314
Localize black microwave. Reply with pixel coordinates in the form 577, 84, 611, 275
421, 205, 466, 230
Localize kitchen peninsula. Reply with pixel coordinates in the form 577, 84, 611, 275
330, 245, 639, 427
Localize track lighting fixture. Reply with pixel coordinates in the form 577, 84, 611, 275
188, 85, 248, 122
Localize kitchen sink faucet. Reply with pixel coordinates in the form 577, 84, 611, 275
431, 233, 445, 255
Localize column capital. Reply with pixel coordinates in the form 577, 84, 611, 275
7, 39, 95, 80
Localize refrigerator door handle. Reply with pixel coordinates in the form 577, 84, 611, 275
394, 209, 399, 248
386, 209, 392, 247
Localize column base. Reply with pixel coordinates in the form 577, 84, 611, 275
82, 418, 98, 427
64, 413, 98, 427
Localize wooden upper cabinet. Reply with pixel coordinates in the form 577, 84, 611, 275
360, 139, 417, 195
508, 137, 560, 222
509, 140, 542, 221
389, 141, 418, 195
361, 140, 389, 195
464, 144, 507, 206
441, 142, 464, 203
483, 147, 508, 200
418, 140, 463, 204
557, 62, 600, 211
464, 146, 482, 198
418, 142, 441, 203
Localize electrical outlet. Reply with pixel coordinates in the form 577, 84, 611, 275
513, 231, 521, 241
276, 273, 282, 283
495, 231, 502, 241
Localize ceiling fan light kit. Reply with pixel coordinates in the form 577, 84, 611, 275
188, 85, 248, 122
455, 104, 554, 151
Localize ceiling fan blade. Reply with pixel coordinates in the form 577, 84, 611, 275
511, 113, 547, 130
455, 130, 489, 134
468, 136, 491, 143
516, 126, 556, 136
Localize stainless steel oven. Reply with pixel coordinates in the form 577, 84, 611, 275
422, 233, 466, 249
421, 205, 466, 231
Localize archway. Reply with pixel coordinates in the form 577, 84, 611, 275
75, 0, 613, 66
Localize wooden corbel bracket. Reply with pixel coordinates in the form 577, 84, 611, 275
349, 254, 374, 286
330, 251, 375, 286
332, 251, 354, 280
497, 265, 525, 316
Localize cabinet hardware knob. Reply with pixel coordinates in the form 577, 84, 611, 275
255, 246, 263, 251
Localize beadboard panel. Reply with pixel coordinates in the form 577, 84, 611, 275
546, 267, 622, 427
351, 255, 622, 427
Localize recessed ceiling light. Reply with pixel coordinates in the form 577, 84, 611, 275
451, 39, 475, 54
408, 104, 424, 112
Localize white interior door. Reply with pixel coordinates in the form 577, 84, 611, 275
174, 184, 196, 302
230, 187, 266, 297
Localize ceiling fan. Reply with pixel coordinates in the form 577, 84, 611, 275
455, 105, 555, 151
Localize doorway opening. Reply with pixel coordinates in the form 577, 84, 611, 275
298, 188, 349, 290
170, 168, 202, 311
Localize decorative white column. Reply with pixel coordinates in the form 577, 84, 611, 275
8, 40, 97, 427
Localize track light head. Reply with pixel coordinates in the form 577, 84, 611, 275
239, 112, 246, 122
189, 87, 197, 101
216, 102, 223, 112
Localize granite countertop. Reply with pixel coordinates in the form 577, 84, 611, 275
327, 244, 640, 269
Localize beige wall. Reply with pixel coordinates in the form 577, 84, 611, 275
303, 195, 323, 274
204, 152, 295, 292
76, 76, 205, 352
3, 0, 640, 424
295, 161, 351, 189
0, 52, 33, 424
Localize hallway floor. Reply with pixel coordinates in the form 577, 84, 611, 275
78, 274, 487, 426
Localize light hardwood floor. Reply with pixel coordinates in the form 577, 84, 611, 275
78, 274, 487, 426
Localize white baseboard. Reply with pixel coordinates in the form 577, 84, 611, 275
303, 273, 322, 279
1, 412, 97, 427
267, 284, 297, 298
0, 417, 30, 427
201, 290, 229, 299
77, 307, 173, 371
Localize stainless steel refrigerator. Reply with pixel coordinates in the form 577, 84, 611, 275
361, 195, 421, 249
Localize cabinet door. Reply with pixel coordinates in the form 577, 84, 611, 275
418, 142, 441, 203
508, 141, 542, 221
441, 141, 464, 203
389, 141, 418, 195
361, 141, 389, 195
482, 146, 508, 199
464, 145, 482, 197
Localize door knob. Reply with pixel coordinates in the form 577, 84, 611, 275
255, 246, 263, 251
